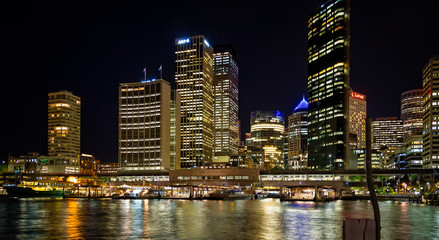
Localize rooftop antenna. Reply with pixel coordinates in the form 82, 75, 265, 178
158, 65, 162, 79
143, 67, 146, 81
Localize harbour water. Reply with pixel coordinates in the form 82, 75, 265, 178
0, 199, 438, 239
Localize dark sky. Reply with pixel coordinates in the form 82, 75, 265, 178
3, 1, 439, 162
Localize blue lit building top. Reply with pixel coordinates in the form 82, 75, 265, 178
293, 96, 308, 112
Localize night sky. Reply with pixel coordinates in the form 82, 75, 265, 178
3, 1, 439, 163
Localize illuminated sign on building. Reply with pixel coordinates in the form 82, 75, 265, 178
350, 92, 365, 100
177, 38, 190, 44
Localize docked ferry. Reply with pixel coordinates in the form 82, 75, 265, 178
4, 179, 75, 198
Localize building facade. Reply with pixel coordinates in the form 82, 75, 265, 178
170, 90, 181, 170
307, 0, 350, 170
118, 79, 180, 171
8, 152, 41, 174
353, 149, 381, 169
349, 90, 366, 149
372, 117, 403, 150
175, 35, 214, 168
99, 162, 120, 174
249, 111, 285, 169
287, 97, 308, 170
47, 91, 81, 173
404, 135, 423, 169
401, 89, 423, 142
422, 55, 439, 168
80, 154, 100, 175
213, 45, 239, 155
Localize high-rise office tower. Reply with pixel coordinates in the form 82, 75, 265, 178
401, 89, 423, 169
422, 55, 439, 169
349, 90, 367, 149
249, 111, 285, 169
307, 0, 350, 170
401, 89, 423, 142
372, 117, 403, 150
47, 91, 81, 173
118, 79, 181, 171
213, 45, 239, 155
175, 35, 214, 168
287, 97, 308, 170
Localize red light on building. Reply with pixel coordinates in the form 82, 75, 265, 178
351, 92, 365, 100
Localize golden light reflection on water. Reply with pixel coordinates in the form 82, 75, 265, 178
260, 199, 282, 240
65, 200, 82, 239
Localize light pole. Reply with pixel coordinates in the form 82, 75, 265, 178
329, 154, 332, 170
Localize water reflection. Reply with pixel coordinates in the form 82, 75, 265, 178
65, 200, 81, 239
0, 199, 439, 239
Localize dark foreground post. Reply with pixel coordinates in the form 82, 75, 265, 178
343, 118, 380, 240
365, 117, 380, 240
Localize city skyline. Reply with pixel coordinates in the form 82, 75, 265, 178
3, 1, 439, 162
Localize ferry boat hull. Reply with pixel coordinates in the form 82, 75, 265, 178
4, 186, 63, 198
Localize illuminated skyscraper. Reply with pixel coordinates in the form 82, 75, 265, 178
372, 117, 403, 150
175, 35, 214, 168
249, 111, 285, 169
47, 91, 81, 173
400, 89, 423, 169
287, 97, 308, 170
349, 90, 366, 149
401, 89, 423, 142
422, 55, 439, 168
213, 45, 239, 155
118, 79, 180, 171
307, 0, 350, 170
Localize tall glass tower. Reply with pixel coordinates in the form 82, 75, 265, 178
175, 35, 214, 168
213, 45, 239, 155
307, 0, 350, 170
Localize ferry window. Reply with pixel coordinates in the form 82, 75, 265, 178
242, 176, 249, 179
227, 176, 234, 179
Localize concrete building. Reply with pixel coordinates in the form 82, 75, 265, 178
7, 152, 41, 174
47, 91, 81, 173
213, 45, 239, 156
349, 90, 367, 149
422, 55, 439, 168
118, 79, 180, 171
175, 35, 214, 168
170, 90, 181, 170
80, 154, 100, 175
287, 97, 308, 170
307, 0, 351, 170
